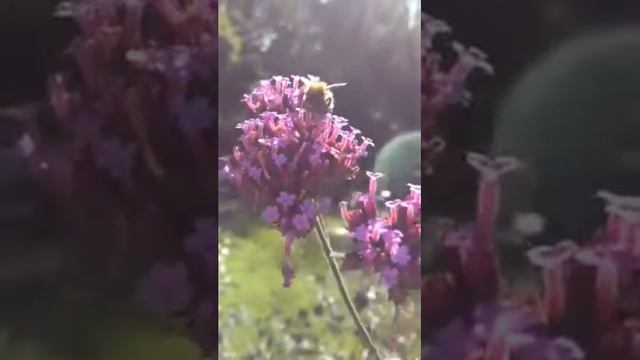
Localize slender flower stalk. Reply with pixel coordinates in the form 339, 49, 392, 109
313, 213, 382, 360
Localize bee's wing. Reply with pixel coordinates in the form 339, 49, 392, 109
327, 82, 348, 88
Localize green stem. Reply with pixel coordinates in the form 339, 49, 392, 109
313, 215, 383, 360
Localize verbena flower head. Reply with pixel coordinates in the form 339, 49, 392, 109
425, 158, 640, 358
421, 13, 493, 175
423, 302, 563, 360
596, 190, 640, 257
340, 172, 421, 304
223, 75, 373, 287
422, 14, 493, 123
243, 75, 306, 114
22, 0, 219, 354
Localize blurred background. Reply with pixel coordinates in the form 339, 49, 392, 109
422, 0, 640, 296
218, 0, 421, 358
423, 0, 640, 236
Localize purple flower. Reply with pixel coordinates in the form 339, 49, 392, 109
512, 337, 585, 360
423, 14, 493, 113
177, 97, 215, 136
425, 319, 474, 360
94, 138, 136, 181
248, 166, 261, 180
358, 243, 376, 262
391, 245, 411, 266
138, 262, 192, 316
309, 154, 322, 166
383, 229, 403, 249
299, 200, 316, 218
277, 192, 296, 208
292, 213, 310, 232
382, 267, 399, 287
312, 142, 325, 153
426, 303, 543, 360
354, 224, 369, 242
243, 75, 305, 114
261, 205, 279, 224
527, 240, 578, 324
341, 176, 421, 304
273, 153, 287, 166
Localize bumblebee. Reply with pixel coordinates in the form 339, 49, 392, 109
301, 76, 347, 114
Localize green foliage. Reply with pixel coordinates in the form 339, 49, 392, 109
0, 333, 63, 360
95, 330, 202, 360
219, 216, 421, 359
374, 131, 421, 198
219, 4, 244, 65
0, 282, 201, 360
494, 27, 640, 239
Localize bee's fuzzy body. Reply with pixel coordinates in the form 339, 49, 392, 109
301, 78, 346, 114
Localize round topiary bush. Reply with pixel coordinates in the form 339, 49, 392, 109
494, 27, 640, 239
374, 131, 421, 198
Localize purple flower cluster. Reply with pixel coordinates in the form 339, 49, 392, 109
425, 303, 583, 360
423, 151, 640, 358
243, 75, 306, 114
437, 153, 521, 303
421, 13, 493, 174
340, 172, 421, 304
223, 75, 373, 287
422, 11, 640, 360
422, 13, 493, 127
18, 0, 219, 354
597, 190, 640, 257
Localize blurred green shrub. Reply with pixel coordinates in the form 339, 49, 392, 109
218, 217, 421, 359
494, 27, 640, 239
374, 131, 421, 198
